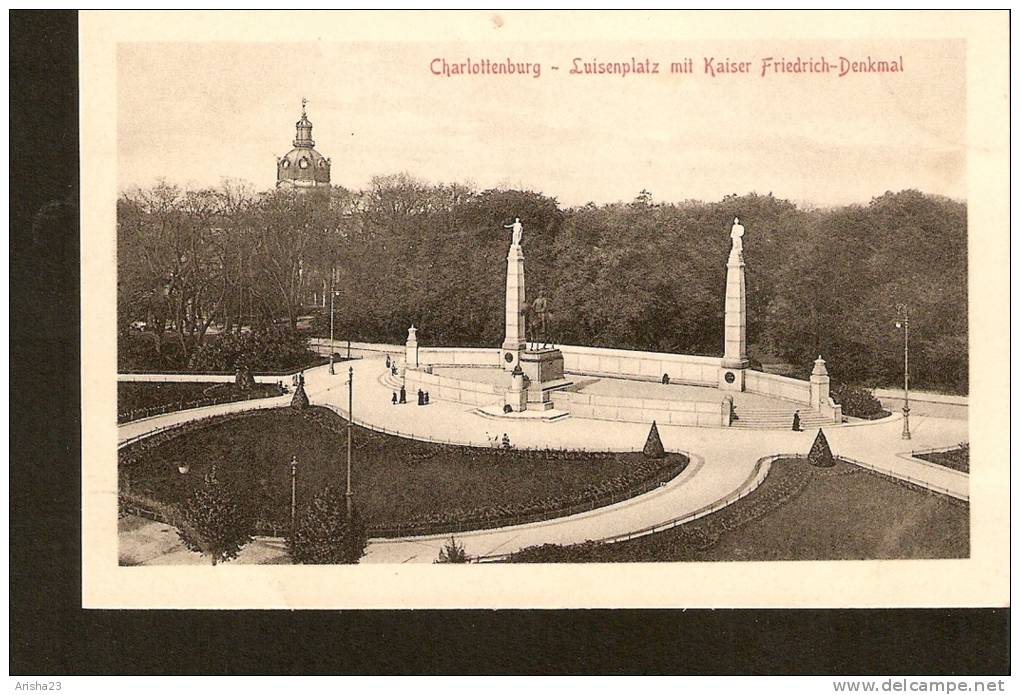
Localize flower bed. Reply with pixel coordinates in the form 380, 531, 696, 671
914, 444, 969, 474
119, 406, 688, 539
370, 454, 687, 538
507, 455, 969, 563
118, 381, 285, 423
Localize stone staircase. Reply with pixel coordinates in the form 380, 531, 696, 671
730, 406, 833, 430
381, 367, 834, 430
381, 371, 402, 390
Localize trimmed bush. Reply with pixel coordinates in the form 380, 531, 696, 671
643, 421, 666, 459
435, 536, 469, 564
176, 466, 254, 565
831, 384, 887, 419
290, 380, 310, 409
808, 430, 835, 468
188, 328, 317, 373
235, 366, 257, 391
289, 488, 367, 564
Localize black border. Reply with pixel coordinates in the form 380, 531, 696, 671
9, 9, 1010, 676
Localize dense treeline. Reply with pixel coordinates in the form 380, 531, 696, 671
118, 176, 967, 392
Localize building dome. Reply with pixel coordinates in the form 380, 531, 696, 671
277, 100, 331, 192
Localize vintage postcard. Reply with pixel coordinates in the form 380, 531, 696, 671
80, 10, 1009, 609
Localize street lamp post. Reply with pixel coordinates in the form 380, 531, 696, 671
289, 455, 298, 529
346, 366, 354, 519
895, 304, 911, 440
329, 268, 336, 375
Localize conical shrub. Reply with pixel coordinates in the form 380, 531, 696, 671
807, 429, 835, 467
290, 381, 310, 409
642, 421, 666, 459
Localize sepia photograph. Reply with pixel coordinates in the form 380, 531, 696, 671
71, 11, 1008, 612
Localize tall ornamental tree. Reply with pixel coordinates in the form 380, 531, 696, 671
288, 486, 367, 565
177, 466, 254, 566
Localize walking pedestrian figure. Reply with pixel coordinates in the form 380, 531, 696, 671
792, 410, 802, 432
417, 389, 425, 406
399, 385, 406, 404
501, 433, 511, 449
424, 391, 430, 405
392, 392, 397, 405
385, 354, 391, 368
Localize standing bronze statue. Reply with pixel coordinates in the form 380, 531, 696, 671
526, 291, 553, 348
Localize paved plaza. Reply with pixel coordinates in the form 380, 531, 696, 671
118, 357, 969, 565
432, 365, 803, 410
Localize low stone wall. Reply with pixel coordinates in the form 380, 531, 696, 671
557, 344, 722, 386
310, 338, 403, 359
552, 389, 725, 427
873, 389, 968, 420
744, 370, 812, 404
404, 368, 503, 407
418, 347, 502, 367
117, 372, 287, 385
321, 338, 823, 420
873, 388, 968, 405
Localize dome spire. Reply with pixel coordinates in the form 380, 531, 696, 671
294, 98, 314, 148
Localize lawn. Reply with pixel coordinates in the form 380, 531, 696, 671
119, 406, 687, 534
915, 445, 969, 474
509, 457, 969, 562
118, 381, 284, 421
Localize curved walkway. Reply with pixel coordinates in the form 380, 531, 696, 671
118, 357, 968, 564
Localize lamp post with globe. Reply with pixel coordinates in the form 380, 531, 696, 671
289, 455, 298, 529
894, 304, 911, 440
329, 267, 339, 375
346, 366, 354, 519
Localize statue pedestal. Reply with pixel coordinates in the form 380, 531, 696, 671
502, 243, 526, 372
520, 348, 571, 410
719, 240, 748, 392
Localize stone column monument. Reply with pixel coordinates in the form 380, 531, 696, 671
405, 324, 419, 369
501, 218, 526, 372
719, 217, 749, 391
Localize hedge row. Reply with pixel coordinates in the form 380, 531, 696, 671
300, 407, 624, 461
118, 384, 284, 424
119, 408, 275, 467
508, 457, 825, 563
372, 454, 688, 538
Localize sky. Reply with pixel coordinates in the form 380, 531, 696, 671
118, 39, 965, 207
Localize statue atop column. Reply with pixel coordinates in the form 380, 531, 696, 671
720, 214, 749, 383
730, 217, 745, 254
504, 217, 524, 247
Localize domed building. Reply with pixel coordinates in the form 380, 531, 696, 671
276, 100, 331, 195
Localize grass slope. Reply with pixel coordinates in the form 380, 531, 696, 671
120, 406, 683, 532
118, 381, 282, 417
510, 457, 969, 562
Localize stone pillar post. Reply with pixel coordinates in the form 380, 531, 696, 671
501, 240, 526, 372
810, 355, 829, 410
405, 324, 419, 369
810, 354, 843, 423
719, 217, 748, 391
505, 365, 529, 412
